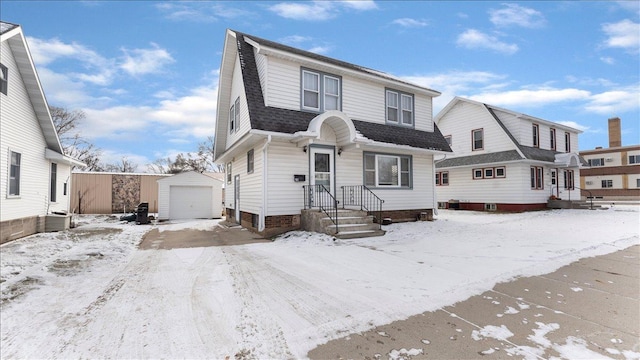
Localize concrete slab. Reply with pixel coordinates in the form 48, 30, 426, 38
308, 245, 640, 359
138, 224, 270, 250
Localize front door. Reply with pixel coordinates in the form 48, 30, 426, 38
234, 175, 240, 223
309, 147, 335, 206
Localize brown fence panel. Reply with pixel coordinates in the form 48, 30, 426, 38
71, 173, 113, 214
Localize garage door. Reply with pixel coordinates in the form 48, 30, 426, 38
169, 186, 213, 220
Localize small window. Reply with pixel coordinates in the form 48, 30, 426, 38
472, 129, 483, 151
0, 64, 7, 95
9, 151, 21, 195
229, 103, 235, 133
629, 155, 640, 164
364, 152, 412, 188
247, 149, 254, 174
588, 158, 605, 167
601, 179, 613, 188
386, 89, 414, 127
484, 168, 494, 178
532, 124, 539, 147
234, 97, 240, 131
63, 182, 68, 196
550, 129, 556, 150
551, 169, 557, 185
495, 167, 505, 178
473, 169, 483, 179
436, 171, 448, 186
636, 178, 640, 188
444, 135, 452, 146
226, 162, 232, 184
564, 132, 571, 152
50, 163, 57, 203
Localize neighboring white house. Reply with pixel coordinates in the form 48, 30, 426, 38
434, 97, 583, 212
213, 29, 452, 237
0, 21, 84, 244
157, 171, 223, 221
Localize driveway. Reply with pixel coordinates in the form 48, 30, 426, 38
138, 222, 270, 250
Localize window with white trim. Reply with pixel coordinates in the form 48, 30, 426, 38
234, 97, 240, 131
226, 162, 232, 184
364, 152, 411, 188
302, 69, 341, 112
473, 169, 483, 179
436, 171, 448, 186
629, 155, 640, 164
532, 124, 539, 147
473, 166, 505, 179
386, 89, 414, 127
601, 179, 613, 188
550, 128, 556, 150
229, 102, 235, 133
9, 151, 20, 196
588, 158, 605, 167
247, 149, 254, 174
0, 64, 7, 95
472, 129, 483, 151
564, 132, 571, 152
531, 166, 544, 190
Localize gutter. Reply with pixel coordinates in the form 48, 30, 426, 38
259, 135, 272, 232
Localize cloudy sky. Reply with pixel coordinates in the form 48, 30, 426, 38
2, 1, 639, 170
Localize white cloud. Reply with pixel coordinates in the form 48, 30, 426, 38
456, 29, 519, 55
120, 43, 175, 76
468, 88, 591, 107
339, 0, 378, 11
601, 19, 640, 53
489, 3, 546, 28
155, 2, 252, 22
268, 2, 336, 21
307, 46, 332, 55
392, 18, 429, 28
585, 85, 640, 114
600, 56, 616, 65
556, 121, 590, 132
279, 35, 312, 45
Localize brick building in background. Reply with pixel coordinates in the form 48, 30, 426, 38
579, 117, 640, 201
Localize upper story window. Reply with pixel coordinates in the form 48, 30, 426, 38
9, 151, 21, 196
0, 64, 7, 95
601, 179, 613, 188
386, 89, 414, 127
472, 128, 484, 151
588, 158, 605, 167
550, 128, 556, 150
532, 124, 539, 147
364, 152, 411, 188
629, 155, 640, 164
301, 69, 341, 112
564, 132, 571, 152
229, 103, 236, 133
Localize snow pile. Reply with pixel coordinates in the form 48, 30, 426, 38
1, 207, 638, 359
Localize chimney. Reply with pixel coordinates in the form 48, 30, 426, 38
608, 117, 621, 148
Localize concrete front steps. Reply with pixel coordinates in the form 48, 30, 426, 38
547, 199, 604, 210
301, 209, 386, 239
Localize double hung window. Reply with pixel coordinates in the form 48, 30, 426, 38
563, 169, 574, 189
385, 89, 414, 126
302, 69, 341, 112
435, 171, 448, 186
564, 132, 571, 152
550, 129, 556, 150
9, 151, 20, 196
50, 163, 57, 203
531, 166, 544, 189
229, 97, 240, 133
532, 124, 539, 147
364, 152, 411, 188
472, 129, 484, 151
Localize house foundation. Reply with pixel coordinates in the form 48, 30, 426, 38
0, 216, 44, 245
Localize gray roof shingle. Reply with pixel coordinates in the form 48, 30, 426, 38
234, 30, 452, 153
0, 21, 19, 35
436, 150, 522, 168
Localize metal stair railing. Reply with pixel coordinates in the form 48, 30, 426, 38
341, 185, 384, 230
303, 184, 339, 233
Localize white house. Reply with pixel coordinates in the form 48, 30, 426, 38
0, 21, 84, 244
434, 97, 583, 212
213, 29, 452, 237
157, 171, 223, 221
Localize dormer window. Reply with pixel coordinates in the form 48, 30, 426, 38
532, 124, 539, 147
0, 64, 8, 95
550, 128, 556, 150
301, 68, 341, 112
386, 89, 413, 127
229, 97, 240, 133
564, 132, 571, 152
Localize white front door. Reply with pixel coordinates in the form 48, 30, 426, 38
310, 147, 335, 195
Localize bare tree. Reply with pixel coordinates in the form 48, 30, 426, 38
50, 105, 104, 171
147, 136, 223, 174
104, 157, 138, 173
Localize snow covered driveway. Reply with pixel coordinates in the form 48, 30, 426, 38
1, 208, 638, 359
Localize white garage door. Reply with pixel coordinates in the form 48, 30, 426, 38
169, 186, 213, 220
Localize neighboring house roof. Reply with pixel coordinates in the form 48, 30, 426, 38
226, 30, 451, 154
436, 97, 586, 168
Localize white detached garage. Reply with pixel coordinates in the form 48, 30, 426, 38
157, 171, 223, 221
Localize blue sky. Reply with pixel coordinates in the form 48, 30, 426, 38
2, 1, 639, 171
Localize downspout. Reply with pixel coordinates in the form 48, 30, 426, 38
259, 135, 272, 232
433, 154, 447, 216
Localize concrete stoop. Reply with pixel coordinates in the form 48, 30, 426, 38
547, 199, 604, 210
301, 209, 386, 239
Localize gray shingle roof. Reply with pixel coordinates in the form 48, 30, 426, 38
234, 30, 452, 153
436, 150, 522, 168
0, 21, 19, 35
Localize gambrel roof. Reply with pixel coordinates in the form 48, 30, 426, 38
436, 97, 585, 168
214, 29, 451, 159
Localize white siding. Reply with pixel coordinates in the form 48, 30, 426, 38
225, 56, 251, 150
265, 141, 309, 215
0, 41, 53, 221
437, 101, 516, 156
264, 56, 300, 110
48, 162, 72, 214
254, 50, 268, 103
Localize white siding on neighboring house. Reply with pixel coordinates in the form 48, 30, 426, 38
0, 40, 53, 222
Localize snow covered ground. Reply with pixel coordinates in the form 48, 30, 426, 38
1, 207, 638, 359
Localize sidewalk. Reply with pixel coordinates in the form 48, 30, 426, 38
309, 245, 640, 359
